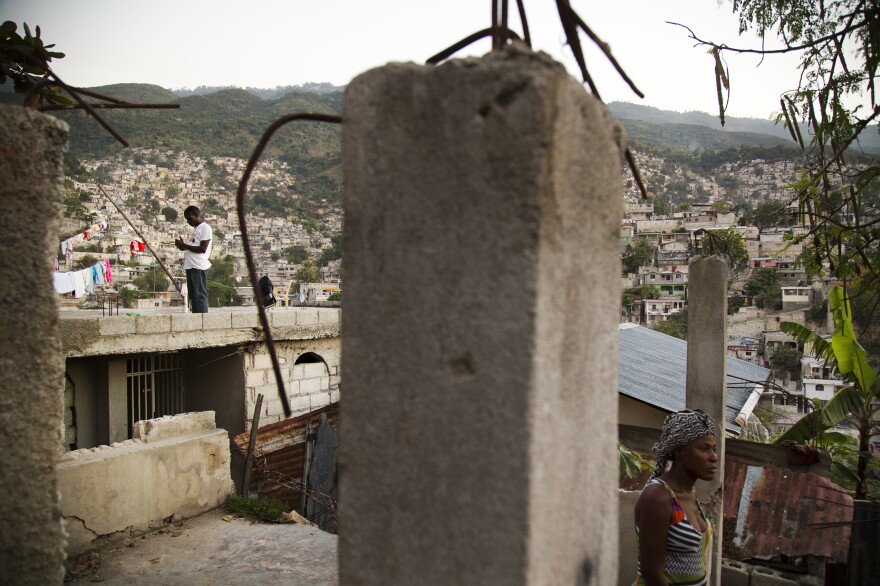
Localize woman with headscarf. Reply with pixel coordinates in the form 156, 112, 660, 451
634, 410, 718, 586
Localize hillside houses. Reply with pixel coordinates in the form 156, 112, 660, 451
61, 147, 342, 298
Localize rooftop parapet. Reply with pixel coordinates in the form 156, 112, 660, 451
59, 307, 340, 357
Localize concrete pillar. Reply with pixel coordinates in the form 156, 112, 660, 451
340, 46, 625, 585
0, 106, 69, 583
685, 255, 728, 586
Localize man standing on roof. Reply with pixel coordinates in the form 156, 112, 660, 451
175, 205, 212, 313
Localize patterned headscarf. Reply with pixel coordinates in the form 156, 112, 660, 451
650, 409, 716, 480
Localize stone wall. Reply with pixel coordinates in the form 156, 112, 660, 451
244, 338, 341, 427
56, 411, 233, 555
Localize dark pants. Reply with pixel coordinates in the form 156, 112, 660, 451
186, 268, 209, 313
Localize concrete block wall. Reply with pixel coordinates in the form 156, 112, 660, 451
59, 307, 341, 358
243, 338, 341, 428
728, 318, 767, 338
56, 411, 233, 555
1, 105, 69, 584
341, 47, 625, 584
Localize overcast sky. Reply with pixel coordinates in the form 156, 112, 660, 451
4, 0, 815, 119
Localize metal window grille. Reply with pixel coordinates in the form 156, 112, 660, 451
126, 352, 185, 437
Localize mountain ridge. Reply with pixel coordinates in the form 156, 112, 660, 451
607, 101, 880, 154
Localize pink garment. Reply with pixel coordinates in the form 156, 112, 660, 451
104, 258, 112, 283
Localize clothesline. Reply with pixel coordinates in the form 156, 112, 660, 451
53, 259, 113, 299
59, 219, 108, 271
59, 219, 108, 255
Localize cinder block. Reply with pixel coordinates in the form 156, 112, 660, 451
260, 414, 281, 426
231, 311, 260, 329
750, 569, 801, 586
299, 376, 326, 394
136, 315, 171, 335
721, 562, 751, 586
253, 353, 273, 370
317, 308, 340, 325
311, 393, 331, 410
264, 397, 285, 417
330, 389, 340, 403
98, 317, 136, 336
290, 395, 311, 413
245, 370, 266, 388
171, 313, 202, 332
270, 311, 297, 328
297, 310, 320, 326
202, 312, 231, 330
254, 384, 279, 401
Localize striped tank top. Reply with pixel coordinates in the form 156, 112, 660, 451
635, 478, 712, 586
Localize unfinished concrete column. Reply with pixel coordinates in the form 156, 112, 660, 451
340, 46, 625, 585
685, 255, 728, 586
0, 106, 69, 583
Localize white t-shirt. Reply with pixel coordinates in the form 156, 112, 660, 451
183, 222, 213, 270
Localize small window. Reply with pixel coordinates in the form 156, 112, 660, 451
815, 384, 824, 391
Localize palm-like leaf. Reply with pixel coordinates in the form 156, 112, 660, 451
780, 321, 834, 360
777, 386, 863, 442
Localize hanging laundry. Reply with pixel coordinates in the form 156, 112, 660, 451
71, 271, 86, 298
52, 272, 75, 295
53, 260, 112, 298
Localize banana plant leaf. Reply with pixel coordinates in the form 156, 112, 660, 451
777, 385, 865, 443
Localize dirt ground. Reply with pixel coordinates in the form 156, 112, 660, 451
64, 508, 338, 585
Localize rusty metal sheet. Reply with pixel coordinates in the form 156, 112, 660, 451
233, 403, 338, 451
723, 460, 853, 563
234, 403, 339, 509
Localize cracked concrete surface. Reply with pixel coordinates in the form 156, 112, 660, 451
67, 507, 338, 585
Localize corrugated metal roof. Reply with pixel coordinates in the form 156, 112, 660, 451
233, 403, 339, 509
618, 323, 771, 433
723, 460, 853, 562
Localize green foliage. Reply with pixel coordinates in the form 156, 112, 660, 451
653, 309, 688, 340
206, 254, 241, 307
317, 234, 342, 267
778, 287, 879, 498
225, 494, 287, 523
745, 200, 793, 229
161, 206, 178, 221
0, 21, 69, 107
806, 301, 828, 323
293, 259, 319, 285
327, 291, 341, 302
728, 295, 744, 315
619, 443, 652, 479
284, 246, 309, 264
652, 194, 672, 216
63, 192, 87, 218
705, 1, 880, 330
712, 201, 733, 214
701, 227, 748, 270
132, 267, 169, 293
744, 268, 781, 310
623, 240, 654, 274
640, 284, 661, 300
769, 346, 803, 378
117, 287, 149, 308
77, 254, 100, 268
